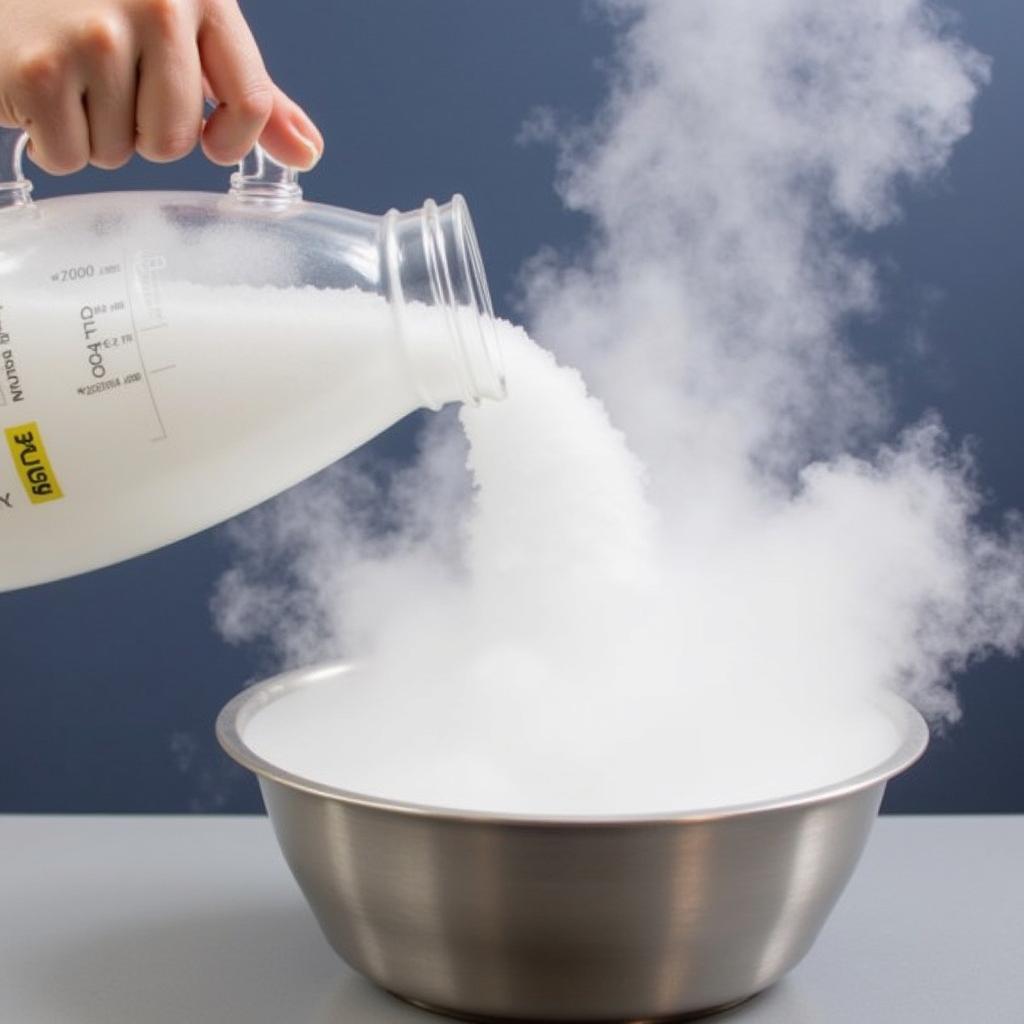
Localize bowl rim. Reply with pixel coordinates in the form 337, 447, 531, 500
216, 661, 929, 828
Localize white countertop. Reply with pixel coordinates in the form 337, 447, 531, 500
1, 815, 1021, 1023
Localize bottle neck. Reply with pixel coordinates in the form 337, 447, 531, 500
383, 195, 506, 410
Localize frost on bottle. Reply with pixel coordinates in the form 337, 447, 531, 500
0, 130, 505, 591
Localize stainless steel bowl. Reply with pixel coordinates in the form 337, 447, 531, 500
216, 662, 928, 1022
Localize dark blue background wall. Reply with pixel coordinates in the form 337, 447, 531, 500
0, 1, 1020, 813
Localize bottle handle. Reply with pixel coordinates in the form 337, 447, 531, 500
0, 126, 32, 209
228, 144, 303, 203
0, 123, 301, 207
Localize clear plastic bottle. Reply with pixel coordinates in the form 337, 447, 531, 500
0, 130, 505, 591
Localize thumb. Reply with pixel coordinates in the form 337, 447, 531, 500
258, 85, 324, 171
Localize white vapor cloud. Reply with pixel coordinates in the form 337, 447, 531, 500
213, 0, 1023, 812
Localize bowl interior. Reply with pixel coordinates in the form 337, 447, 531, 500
216, 661, 929, 825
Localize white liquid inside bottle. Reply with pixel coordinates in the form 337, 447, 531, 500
4, 284, 455, 588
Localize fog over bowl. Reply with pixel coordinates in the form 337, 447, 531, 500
217, 662, 928, 1022
215, 0, 1024, 774
237, 659, 906, 816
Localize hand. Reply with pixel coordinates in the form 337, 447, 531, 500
0, 0, 324, 175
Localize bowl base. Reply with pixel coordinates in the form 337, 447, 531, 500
388, 990, 759, 1023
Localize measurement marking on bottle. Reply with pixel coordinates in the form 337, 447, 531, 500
150, 365, 176, 374
77, 377, 122, 397
122, 249, 168, 443
1, 306, 19, 407
0, 492, 11, 509
135, 252, 167, 330
50, 264, 96, 284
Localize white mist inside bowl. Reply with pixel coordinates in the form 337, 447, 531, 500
241, 666, 904, 816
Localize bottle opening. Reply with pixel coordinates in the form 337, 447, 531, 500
422, 195, 507, 405
384, 196, 507, 409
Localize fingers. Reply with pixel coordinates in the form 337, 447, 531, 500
78, 15, 137, 169
197, 2, 274, 166
8, 46, 91, 175
135, 0, 205, 163
257, 85, 323, 171
0, 0, 322, 177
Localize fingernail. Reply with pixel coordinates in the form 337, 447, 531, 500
295, 133, 322, 171
290, 112, 324, 171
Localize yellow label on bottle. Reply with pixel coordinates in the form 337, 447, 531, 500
5, 421, 64, 504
